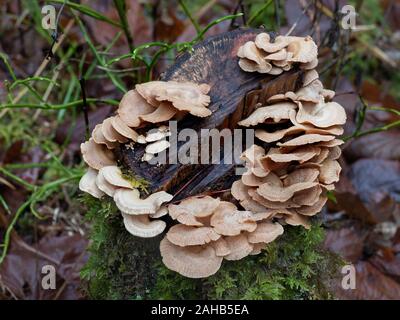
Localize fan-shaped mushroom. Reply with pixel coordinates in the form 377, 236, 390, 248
261, 146, 321, 168
211, 238, 231, 257
122, 213, 166, 238
240, 145, 269, 177
265, 48, 288, 61
237, 41, 269, 65
210, 202, 257, 236
224, 234, 254, 261
118, 89, 155, 127
81, 138, 116, 170
92, 124, 118, 149
319, 159, 341, 184
102, 118, 128, 143
296, 100, 347, 128
291, 185, 322, 206
295, 195, 328, 216
79, 168, 104, 199
145, 140, 170, 154
136, 81, 212, 117
166, 225, 220, 246
160, 238, 223, 278
168, 196, 221, 226
238, 102, 297, 127
286, 36, 318, 63
95, 169, 118, 197
140, 102, 177, 123
114, 189, 173, 215
231, 180, 251, 201
257, 172, 318, 202
255, 33, 290, 53
238, 58, 272, 73
284, 213, 311, 229
99, 165, 132, 189
110, 116, 139, 141
247, 222, 284, 244
277, 134, 335, 147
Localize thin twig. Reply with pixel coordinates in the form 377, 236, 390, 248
0, 19, 75, 119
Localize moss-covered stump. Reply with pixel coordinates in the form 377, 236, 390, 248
80, 29, 343, 300
80, 196, 341, 300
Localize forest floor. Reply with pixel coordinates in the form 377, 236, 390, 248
0, 0, 400, 299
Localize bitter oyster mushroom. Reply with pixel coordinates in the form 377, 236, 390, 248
159, 195, 284, 278
78, 32, 346, 280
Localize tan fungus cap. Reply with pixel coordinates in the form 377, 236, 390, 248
168, 196, 221, 226
247, 222, 284, 244
81, 138, 116, 170
224, 234, 254, 261
166, 224, 220, 246
122, 213, 166, 238
160, 237, 223, 278
118, 89, 155, 127
210, 201, 257, 236
79, 168, 104, 199
114, 189, 173, 215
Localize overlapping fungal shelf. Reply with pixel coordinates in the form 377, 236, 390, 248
161, 196, 283, 278
79, 81, 211, 238
232, 33, 346, 231
79, 32, 346, 279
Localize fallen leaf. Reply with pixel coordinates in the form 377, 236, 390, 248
0, 234, 88, 300
334, 261, 400, 300
324, 224, 368, 263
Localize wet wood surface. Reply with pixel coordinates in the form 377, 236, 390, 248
118, 28, 304, 200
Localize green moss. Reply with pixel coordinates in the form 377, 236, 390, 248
120, 170, 150, 194
80, 195, 161, 299
81, 195, 341, 300
152, 222, 341, 300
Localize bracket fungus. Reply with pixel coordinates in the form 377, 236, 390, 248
122, 213, 167, 238
160, 238, 223, 279
78, 31, 346, 280
114, 189, 173, 215
78, 168, 104, 199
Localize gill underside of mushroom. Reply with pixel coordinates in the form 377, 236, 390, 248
117, 28, 305, 200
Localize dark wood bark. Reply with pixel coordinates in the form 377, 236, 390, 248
117, 28, 305, 200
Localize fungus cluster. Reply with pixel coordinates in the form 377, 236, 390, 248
79, 81, 211, 237
238, 33, 318, 74
79, 32, 346, 280
233, 33, 346, 231
160, 196, 283, 278
157, 33, 345, 278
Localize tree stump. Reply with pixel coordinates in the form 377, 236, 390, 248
83, 28, 340, 300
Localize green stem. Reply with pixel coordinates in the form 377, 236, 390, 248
113, 0, 134, 51
0, 167, 36, 191
0, 98, 119, 110
247, 0, 273, 26
344, 119, 400, 141
0, 52, 17, 81
0, 194, 11, 215
47, 0, 122, 28
0, 174, 81, 265
9, 77, 59, 90
179, 0, 201, 35
73, 12, 127, 93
